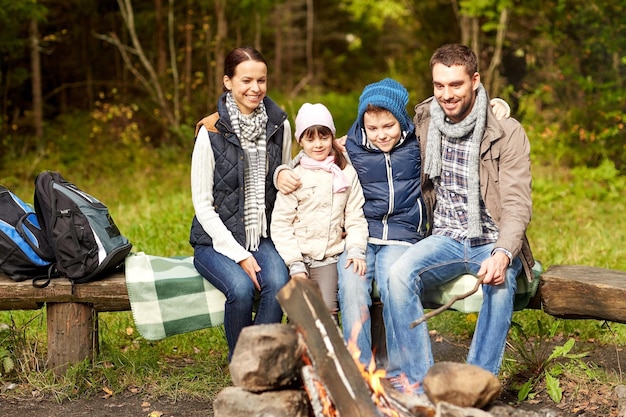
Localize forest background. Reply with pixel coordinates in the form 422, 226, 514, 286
1, 0, 626, 414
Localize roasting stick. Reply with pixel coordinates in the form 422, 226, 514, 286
409, 274, 485, 329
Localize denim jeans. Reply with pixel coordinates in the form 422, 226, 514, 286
193, 238, 289, 360
338, 243, 409, 372
387, 235, 522, 387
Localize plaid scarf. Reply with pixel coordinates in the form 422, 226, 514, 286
425, 84, 488, 238
225, 92, 269, 251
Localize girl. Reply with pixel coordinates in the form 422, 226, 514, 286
271, 103, 369, 320
190, 47, 294, 361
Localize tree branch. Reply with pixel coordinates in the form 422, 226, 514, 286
409, 275, 485, 329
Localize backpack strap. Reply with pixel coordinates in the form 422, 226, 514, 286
195, 112, 219, 137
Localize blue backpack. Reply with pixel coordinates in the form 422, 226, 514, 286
0, 185, 55, 281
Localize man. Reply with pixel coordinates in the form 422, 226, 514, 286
386, 43, 535, 390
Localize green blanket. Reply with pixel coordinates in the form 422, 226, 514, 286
125, 252, 226, 340
125, 252, 541, 340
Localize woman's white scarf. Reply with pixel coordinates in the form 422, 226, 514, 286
225, 92, 269, 251
424, 84, 488, 238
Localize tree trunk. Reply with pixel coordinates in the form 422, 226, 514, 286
273, 5, 283, 85
214, 0, 227, 99
155, 0, 167, 78
184, 0, 193, 111
305, 0, 314, 80
168, 0, 180, 123
29, 18, 43, 139
484, 8, 509, 95
254, 11, 261, 52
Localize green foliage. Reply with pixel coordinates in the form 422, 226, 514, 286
506, 321, 589, 403
340, 0, 410, 29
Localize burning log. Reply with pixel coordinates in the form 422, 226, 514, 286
277, 276, 381, 416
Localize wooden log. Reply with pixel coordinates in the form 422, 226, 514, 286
277, 276, 380, 417
0, 273, 130, 312
540, 265, 626, 323
46, 302, 96, 375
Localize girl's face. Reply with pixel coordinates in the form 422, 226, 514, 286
363, 110, 402, 152
223, 60, 268, 115
300, 130, 333, 161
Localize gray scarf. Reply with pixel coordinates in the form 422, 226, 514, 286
425, 84, 488, 238
225, 92, 269, 251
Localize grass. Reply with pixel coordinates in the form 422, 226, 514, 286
1, 123, 626, 404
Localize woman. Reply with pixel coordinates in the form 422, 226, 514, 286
189, 47, 292, 360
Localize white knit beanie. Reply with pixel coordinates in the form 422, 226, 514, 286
294, 103, 336, 142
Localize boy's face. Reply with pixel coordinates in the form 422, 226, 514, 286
363, 110, 402, 152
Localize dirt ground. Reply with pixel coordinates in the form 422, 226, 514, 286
1, 334, 624, 417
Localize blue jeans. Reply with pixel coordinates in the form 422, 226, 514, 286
387, 235, 522, 387
338, 243, 408, 373
193, 238, 289, 360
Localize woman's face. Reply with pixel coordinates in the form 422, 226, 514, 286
223, 60, 268, 115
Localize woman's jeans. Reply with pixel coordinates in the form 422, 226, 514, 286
193, 238, 289, 360
338, 243, 409, 373
387, 235, 522, 387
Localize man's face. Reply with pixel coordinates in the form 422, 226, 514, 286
432, 63, 480, 123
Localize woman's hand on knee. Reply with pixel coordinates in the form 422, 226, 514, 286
239, 256, 261, 290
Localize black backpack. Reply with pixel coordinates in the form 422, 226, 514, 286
0, 185, 56, 281
34, 171, 132, 284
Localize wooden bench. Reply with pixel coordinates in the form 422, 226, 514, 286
0, 272, 128, 374
1, 264, 625, 374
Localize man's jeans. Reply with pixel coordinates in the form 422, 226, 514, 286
338, 243, 409, 373
387, 235, 522, 387
193, 238, 289, 360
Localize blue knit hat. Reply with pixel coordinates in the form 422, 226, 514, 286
357, 78, 411, 133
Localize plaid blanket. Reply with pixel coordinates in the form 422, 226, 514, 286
125, 252, 225, 340
421, 261, 543, 313
125, 252, 541, 340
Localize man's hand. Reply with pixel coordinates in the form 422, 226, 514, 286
477, 251, 509, 286
335, 135, 347, 153
344, 257, 366, 276
490, 98, 511, 120
276, 169, 302, 194
238, 255, 261, 290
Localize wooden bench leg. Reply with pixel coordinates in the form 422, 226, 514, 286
46, 302, 97, 375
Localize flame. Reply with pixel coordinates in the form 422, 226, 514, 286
346, 321, 401, 417
301, 316, 421, 416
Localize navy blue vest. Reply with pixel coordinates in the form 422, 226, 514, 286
345, 121, 426, 243
189, 95, 287, 248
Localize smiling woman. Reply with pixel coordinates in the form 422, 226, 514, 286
188, 46, 293, 361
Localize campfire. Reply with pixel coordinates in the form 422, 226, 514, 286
212, 277, 503, 417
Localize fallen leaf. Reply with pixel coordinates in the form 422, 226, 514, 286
101, 386, 113, 399
148, 411, 164, 417
126, 327, 134, 336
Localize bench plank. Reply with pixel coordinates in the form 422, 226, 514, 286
0, 273, 130, 312
540, 265, 626, 324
